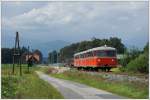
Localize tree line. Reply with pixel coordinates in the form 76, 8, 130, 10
48, 37, 126, 63
48, 50, 59, 64
119, 42, 149, 73
1, 46, 43, 64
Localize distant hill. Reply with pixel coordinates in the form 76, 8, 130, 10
1, 35, 70, 57
42, 57, 48, 63
32, 40, 70, 57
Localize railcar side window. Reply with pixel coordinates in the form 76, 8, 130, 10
86, 52, 89, 57
81, 54, 84, 58
79, 54, 82, 58
80, 54, 82, 58
87, 52, 92, 57
84, 53, 86, 58
93, 51, 97, 56
90, 52, 93, 57
74, 56, 76, 59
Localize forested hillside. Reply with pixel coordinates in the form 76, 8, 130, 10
59, 37, 126, 62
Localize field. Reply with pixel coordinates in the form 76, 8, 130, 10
1, 64, 63, 99
43, 67, 149, 99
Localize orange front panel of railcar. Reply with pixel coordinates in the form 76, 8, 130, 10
96, 57, 117, 67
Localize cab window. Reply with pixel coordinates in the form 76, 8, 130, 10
97, 50, 116, 57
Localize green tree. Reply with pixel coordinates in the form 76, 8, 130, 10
143, 42, 149, 53
2, 47, 29, 64
59, 37, 125, 63
48, 50, 58, 64
1, 48, 13, 64
119, 47, 141, 67
21, 46, 28, 55
109, 37, 126, 54
48, 52, 52, 64
77, 41, 92, 52
91, 38, 101, 47
126, 51, 148, 73
120, 42, 149, 73
60, 43, 79, 63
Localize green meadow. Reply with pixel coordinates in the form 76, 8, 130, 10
1, 64, 63, 99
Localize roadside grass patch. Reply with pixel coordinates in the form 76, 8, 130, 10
2, 76, 20, 98
49, 70, 148, 99
1, 64, 63, 99
16, 72, 63, 99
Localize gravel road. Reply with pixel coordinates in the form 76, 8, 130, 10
36, 71, 127, 99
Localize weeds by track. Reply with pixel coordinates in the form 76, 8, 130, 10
68, 67, 149, 85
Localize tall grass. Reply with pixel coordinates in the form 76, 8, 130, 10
1, 64, 63, 99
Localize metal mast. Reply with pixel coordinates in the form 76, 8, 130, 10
12, 32, 22, 75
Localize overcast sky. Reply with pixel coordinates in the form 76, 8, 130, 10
1, 1, 149, 49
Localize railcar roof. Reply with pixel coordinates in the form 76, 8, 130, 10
74, 46, 116, 56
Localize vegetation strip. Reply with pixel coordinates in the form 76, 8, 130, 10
1, 65, 63, 99
46, 70, 148, 99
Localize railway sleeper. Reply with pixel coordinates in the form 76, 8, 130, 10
76, 66, 111, 72
100, 67, 111, 72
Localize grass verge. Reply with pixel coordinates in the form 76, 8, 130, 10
1, 65, 63, 99
47, 69, 148, 99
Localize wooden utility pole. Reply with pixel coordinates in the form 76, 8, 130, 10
12, 32, 22, 75
27, 46, 30, 72
51, 53, 53, 64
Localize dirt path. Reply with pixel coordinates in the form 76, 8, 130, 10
36, 71, 127, 99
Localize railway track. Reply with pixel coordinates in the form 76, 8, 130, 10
69, 67, 148, 84
38, 65, 148, 84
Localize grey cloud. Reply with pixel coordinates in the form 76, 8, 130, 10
2, 1, 149, 49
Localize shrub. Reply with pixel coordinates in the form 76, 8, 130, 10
119, 47, 141, 67
119, 67, 126, 72
44, 67, 58, 74
126, 52, 149, 73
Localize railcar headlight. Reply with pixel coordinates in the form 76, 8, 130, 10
112, 59, 114, 62
97, 59, 101, 62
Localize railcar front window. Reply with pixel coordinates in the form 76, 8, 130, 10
107, 51, 116, 57
98, 51, 107, 57
97, 50, 116, 57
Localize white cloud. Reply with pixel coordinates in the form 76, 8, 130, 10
3, 1, 147, 30
2, 1, 148, 48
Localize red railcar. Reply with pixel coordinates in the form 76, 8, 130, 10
74, 45, 117, 71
